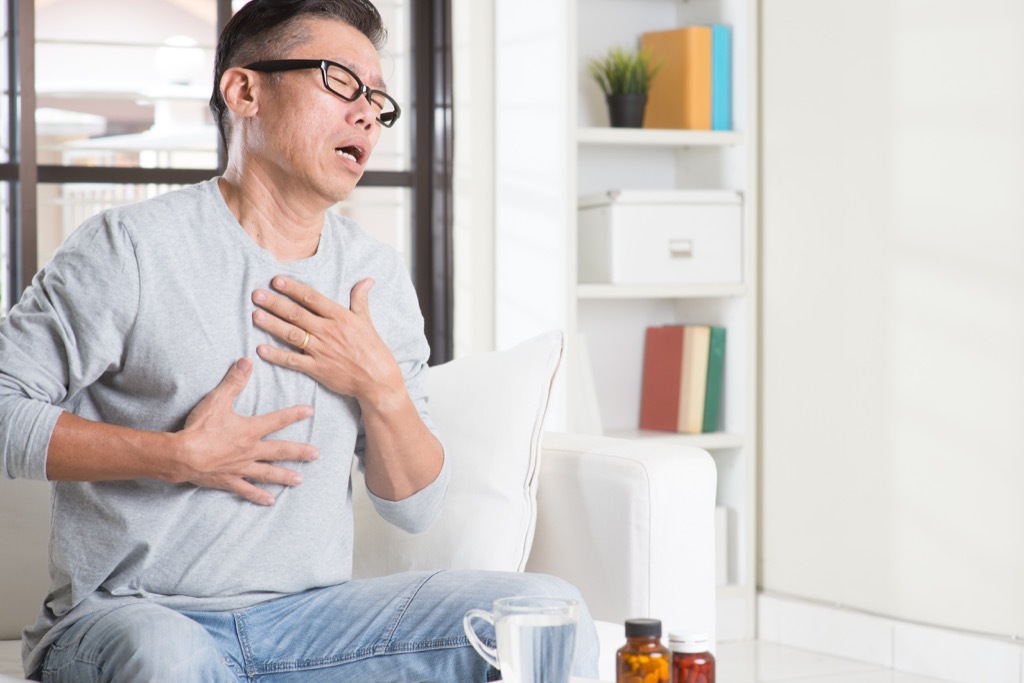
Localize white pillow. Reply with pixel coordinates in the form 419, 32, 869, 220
351, 330, 564, 576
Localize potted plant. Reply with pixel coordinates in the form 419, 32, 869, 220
589, 46, 660, 128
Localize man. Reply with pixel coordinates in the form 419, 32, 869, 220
0, 1, 598, 680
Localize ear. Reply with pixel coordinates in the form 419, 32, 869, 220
220, 66, 260, 118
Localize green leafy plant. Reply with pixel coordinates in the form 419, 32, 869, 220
589, 46, 660, 96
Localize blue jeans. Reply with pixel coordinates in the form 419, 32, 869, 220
40, 570, 600, 682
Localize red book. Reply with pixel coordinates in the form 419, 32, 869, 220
639, 325, 686, 431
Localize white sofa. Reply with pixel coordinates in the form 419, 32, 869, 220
0, 434, 715, 681
0, 333, 716, 682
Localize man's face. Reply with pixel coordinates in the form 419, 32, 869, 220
247, 18, 387, 206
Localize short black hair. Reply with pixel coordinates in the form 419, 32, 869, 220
210, 0, 387, 145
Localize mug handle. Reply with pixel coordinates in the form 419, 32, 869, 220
462, 609, 500, 670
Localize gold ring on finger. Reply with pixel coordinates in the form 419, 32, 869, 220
298, 330, 311, 351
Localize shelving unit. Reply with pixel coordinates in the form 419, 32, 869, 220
577, 283, 747, 299
577, 127, 744, 147
493, 0, 758, 641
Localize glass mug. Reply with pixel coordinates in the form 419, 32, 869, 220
463, 596, 579, 683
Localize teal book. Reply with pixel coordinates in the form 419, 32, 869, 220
711, 25, 732, 131
702, 326, 727, 432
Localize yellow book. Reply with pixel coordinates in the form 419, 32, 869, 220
677, 325, 711, 433
641, 26, 713, 130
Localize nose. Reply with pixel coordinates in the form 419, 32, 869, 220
346, 91, 377, 129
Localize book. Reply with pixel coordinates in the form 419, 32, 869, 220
677, 325, 711, 433
641, 26, 713, 130
711, 25, 732, 131
639, 325, 685, 431
702, 326, 726, 432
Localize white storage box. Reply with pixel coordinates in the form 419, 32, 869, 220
578, 190, 742, 285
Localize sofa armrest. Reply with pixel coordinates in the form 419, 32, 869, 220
526, 432, 717, 647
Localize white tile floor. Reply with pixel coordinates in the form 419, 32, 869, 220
0, 638, 966, 683
717, 641, 955, 683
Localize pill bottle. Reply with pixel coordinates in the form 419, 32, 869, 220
616, 618, 671, 683
668, 633, 715, 683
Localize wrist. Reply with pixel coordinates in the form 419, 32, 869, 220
156, 431, 190, 484
356, 363, 407, 416
359, 378, 406, 417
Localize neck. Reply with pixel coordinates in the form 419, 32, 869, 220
218, 167, 326, 261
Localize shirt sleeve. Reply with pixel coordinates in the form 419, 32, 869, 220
0, 215, 140, 480
364, 448, 451, 535
351, 243, 450, 534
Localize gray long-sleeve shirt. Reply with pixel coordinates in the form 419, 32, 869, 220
0, 179, 449, 675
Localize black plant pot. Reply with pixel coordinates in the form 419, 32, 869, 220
606, 93, 647, 128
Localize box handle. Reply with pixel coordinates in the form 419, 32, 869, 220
669, 239, 694, 258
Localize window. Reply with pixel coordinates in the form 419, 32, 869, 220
1, 0, 452, 361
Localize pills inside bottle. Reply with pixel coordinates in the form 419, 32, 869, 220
616, 618, 671, 683
668, 633, 715, 683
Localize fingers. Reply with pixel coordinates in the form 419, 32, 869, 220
252, 317, 310, 359
245, 461, 305, 486
349, 278, 375, 317
251, 432, 320, 465
252, 276, 374, 347
254, 275, 363, 323
246, 405, 319, 462
255, 341, 309, 370
182, 355, 322, 506
200, 454, 314, 506
210, 357, 254, 408
252, 289, 310, 337
229, 480, 278, 507
270, 276, 332, 317
225, 458, 313, 506
252, 278, 326, 354
185, 358, 254, 427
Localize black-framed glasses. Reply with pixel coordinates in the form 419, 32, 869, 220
245, 59, 401, 128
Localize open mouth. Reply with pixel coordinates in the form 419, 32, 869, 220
336, 145, 364, 164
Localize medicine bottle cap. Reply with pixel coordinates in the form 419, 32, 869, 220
668, 633, 710, 653
624, 618, 663, 639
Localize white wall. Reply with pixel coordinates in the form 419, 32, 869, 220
761, 0, 1024, 637
489, 0, 573, 429
451, 0, 496, 356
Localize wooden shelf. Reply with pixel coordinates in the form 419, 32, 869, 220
577, 126, 744, 148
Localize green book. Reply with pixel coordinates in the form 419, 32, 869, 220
702, 326, 726, 432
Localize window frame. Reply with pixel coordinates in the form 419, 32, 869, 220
3, 0, 453, 362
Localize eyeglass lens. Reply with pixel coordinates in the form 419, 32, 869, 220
325, 63, 397, 122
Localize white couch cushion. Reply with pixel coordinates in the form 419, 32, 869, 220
0, 479, 49, 640
527, 433, 718, 648
0, 476, 50, 678
0, 639, 24, 680
352, 330, 564, 576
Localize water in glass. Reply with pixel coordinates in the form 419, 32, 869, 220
495, 612, 577, 683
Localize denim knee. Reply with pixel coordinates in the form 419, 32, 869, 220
43, 604, 237, 683
112, 615, 230, 680
513, 572, 586, 601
